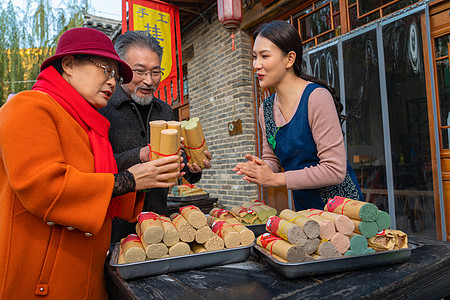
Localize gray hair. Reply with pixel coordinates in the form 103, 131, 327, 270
115, 30, 163, 62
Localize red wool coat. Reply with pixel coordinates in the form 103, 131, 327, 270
0, 91, 144, 299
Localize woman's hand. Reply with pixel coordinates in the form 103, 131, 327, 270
233, 154, 285, 188
128, 155, 185, 190
187, 150, 212, 173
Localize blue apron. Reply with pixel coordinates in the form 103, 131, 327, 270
263, 83, 363, 210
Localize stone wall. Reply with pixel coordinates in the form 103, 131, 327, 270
181, 12, 259, 208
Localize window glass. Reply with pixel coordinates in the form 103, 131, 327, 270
437, 58, 450, 137
300, 4, 332, 41
309, 45, 340, 96
343, 29, 388, 211
383, 12, 435, 238
358, 0, 390, 16
435, 34, 450, 58
382, 0, 419, 16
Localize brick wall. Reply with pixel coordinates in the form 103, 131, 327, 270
181, 12, 259, 209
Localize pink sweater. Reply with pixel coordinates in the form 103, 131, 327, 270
259, 85, 347, 190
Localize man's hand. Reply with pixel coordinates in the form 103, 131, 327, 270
187, 150, 212, 173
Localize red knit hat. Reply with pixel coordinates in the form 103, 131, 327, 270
40, 27, 133, 84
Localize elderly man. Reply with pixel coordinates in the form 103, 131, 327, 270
100, 30, 211, 244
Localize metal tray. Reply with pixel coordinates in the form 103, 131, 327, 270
167, 193, 209, 202
110, 242, 253, 280
246, 224, 267, 236
253, 243, 416, 279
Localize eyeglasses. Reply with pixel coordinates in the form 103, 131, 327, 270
88, 60, 123, 85
131, 69, 164, 79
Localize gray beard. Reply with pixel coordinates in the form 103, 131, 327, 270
131, 92, 153, 106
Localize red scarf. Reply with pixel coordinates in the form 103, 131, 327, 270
32, 66, 120, 218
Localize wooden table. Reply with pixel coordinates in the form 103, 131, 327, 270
105, 237, 450, 300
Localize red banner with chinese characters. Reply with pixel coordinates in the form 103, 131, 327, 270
122, 0, 184, 105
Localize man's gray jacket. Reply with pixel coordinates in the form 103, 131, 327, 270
100, 85, 201, 243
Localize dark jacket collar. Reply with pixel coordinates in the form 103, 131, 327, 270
110, 85, 163, 111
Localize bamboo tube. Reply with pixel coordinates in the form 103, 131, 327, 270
307, 208, 355, 235
279, 209, 320, 239
211, 220, 240, 249
149, 120, 167, 161
265, 216, 307, 246
170, 213, 195, 243
203, 233, 225, 251
325, 196, 378, 222
167, 121, 181, 155
180, 205, 207, 229
159, 216, 180, 247
191, 242, 208, 253
136, 212, 164, 244
160, 128, 180, 183
225, 218, 255, 246
118, 234, 146, 264
184, 117, 208, 169
297, 210, 336, 240
168, 242, 190, 257
195, 225, 215, 244
257, 233, 305, 263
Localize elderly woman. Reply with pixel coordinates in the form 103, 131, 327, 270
0, 28, 181, 299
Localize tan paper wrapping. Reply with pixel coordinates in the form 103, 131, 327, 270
391, 229, 408, 249
180, 205, 207, 229
265, 216, 307, 246
210, 208, 235, 219
149, 120, 167, 161
211, 219, 240, 249
225, 218, 255, 246
136, 212, 164, 244
118, 234, 146, 264
324, 196, 378, 222
257, 233, 305, 263
279, 209, 320, 239
160, 128, 180, 183
368, 230, 396, 251
160, 216, 180, 247
168, 242, 190, 257
230, 206, 258, 225
242, 201, 277, 222
183, 117, 209, 169
206, 215, 219, 227
170, 213, 195, 243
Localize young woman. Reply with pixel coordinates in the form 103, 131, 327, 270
0, 27, 182, 299
234, 20, 363, 210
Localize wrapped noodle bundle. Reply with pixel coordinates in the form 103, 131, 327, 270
257, 233, 305, 263
118, 234, 146, 264
325, 196, 378, 222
